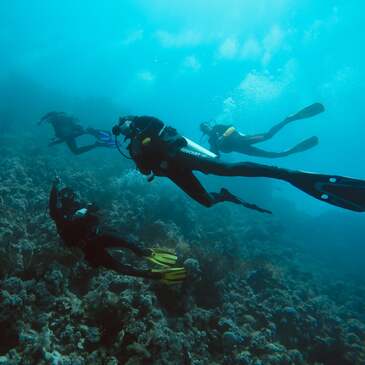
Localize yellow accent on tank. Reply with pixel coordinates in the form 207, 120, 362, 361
142, 137, 152, 145
223, 127, 236, 138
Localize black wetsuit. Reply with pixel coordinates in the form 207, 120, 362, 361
207, 121, 318, 158
124, 116, 281, 211
206, 124, 233, 155
119, 116, 365, 213
49, 184, 157, 278
42, 112, 112, 155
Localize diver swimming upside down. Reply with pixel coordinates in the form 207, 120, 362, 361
112, 115, 365, 213
200, 103, 324, 158
49, 177, 186, 284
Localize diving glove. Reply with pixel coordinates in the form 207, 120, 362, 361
152, 267, 187, 285
146, 248, 178, 267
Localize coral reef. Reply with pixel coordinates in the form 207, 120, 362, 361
1, 135, 365, 365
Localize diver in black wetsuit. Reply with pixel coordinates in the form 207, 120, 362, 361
112, 115, 365, 213
49, 177, 186, 284
39, 112, 115, 155
200, 103, 324, 158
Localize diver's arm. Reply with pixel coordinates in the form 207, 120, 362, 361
49, 180, 62, 221
65, 139, 99, 155
91, 247, 159, 279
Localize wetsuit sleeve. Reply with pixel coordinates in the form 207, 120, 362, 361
83, 234, 159, 279
49, 184, 62, 222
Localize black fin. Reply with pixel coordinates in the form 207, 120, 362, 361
289, 172, 365, 212
288, 136, 319, 154
289, 103, 325, 121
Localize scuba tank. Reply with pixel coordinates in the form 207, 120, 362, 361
182, 137, 218, 158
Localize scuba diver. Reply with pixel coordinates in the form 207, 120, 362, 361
200, 103, 324, 158
39, 112, 115, 155
49, 177, 186, 284
112, 115, 365, 214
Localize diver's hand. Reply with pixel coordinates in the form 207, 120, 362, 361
52, 175, 61, 187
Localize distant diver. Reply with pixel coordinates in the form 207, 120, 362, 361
49, 177, 186, 284
200, 103, 324, 158
112, 115, 365, 213
39, 111, 115, 155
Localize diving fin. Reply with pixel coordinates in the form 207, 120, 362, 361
152, 267, 187, 285
287, 136, 319, 154
88, 128, 115, 147
146, 248, 178, 267
288, 171, 365, 212
288, 103, 325, 122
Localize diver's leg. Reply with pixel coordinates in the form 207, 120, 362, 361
97, 251, 186, 282
167, 171, 218, 207
66, 139, 98, 155
176, 151, 290, 179
167, 170, 268, 211
84, 241, 157, 279
246, 103, 325, 145
85, 128, 113, 144
85, 127, 99, 137
233, 143, 291, 157
262, 117, 294, 140
242, 118, 294, 145
175, 151, 365, 212
98, 231, 149, 257
233, 136, 319, 158
97, 229, 181, 267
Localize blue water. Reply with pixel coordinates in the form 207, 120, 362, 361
1, 2, 365, 363
1, 2, 364, 251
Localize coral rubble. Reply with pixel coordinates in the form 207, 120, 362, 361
1, 136, 364, 365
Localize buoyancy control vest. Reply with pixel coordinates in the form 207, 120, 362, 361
126, 116, 187, 175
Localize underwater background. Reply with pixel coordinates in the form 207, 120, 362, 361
1, 1, 365, 364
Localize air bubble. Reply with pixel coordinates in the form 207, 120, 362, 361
329, 177, 337, 183
321, 194, 329, 200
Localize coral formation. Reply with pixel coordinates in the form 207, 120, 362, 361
1, 136, 365, 365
